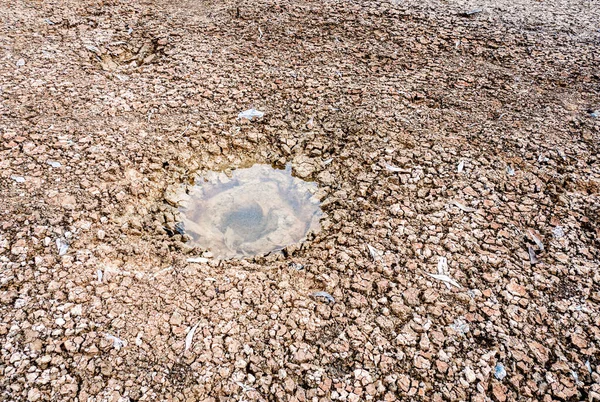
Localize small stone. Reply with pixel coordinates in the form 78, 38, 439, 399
570, 333, 587, 348
492, 382, 507, 402
64, 340, 78, 352
100, 362, 112, 376
464, 366, 477, 383
27, 388, 41, 401
170, 311, 183, 326
390, 302, 411, 320
164, 185, 187, 206
528, 341, 549, 364
397, 375, 411, 393
317, 171, 335, 185
506, 282, 526, 297
292, 155, 317, 179
348, 393, 360, 402
353, 369, 372, 385
59, 193, 77, 209
402, 288, 420, 306
419, 333, 430, 351
436, 360, 449, 373
60, 383, 78, 395
414, 354, 431, 370
293, 344, 314, 363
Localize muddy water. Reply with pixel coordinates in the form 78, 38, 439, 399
179, 164, 322, 259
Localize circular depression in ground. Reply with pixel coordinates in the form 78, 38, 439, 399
179, 164, 322, 259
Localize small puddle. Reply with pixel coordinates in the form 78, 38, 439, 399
178, 164, 322, 259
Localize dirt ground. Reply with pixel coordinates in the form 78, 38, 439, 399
1, 0, 599, 400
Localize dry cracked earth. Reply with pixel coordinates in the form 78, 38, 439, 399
1, 0, 599, 401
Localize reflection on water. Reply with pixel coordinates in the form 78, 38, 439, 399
179, 164, 322, 259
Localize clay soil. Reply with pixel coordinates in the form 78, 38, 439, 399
1, 0, 599, 401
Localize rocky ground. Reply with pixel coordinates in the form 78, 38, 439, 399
1, 0, 599, 400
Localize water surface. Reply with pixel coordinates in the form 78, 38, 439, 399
179, 164, 322, 259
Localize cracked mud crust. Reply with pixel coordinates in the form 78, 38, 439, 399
0, 0, 599, 401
